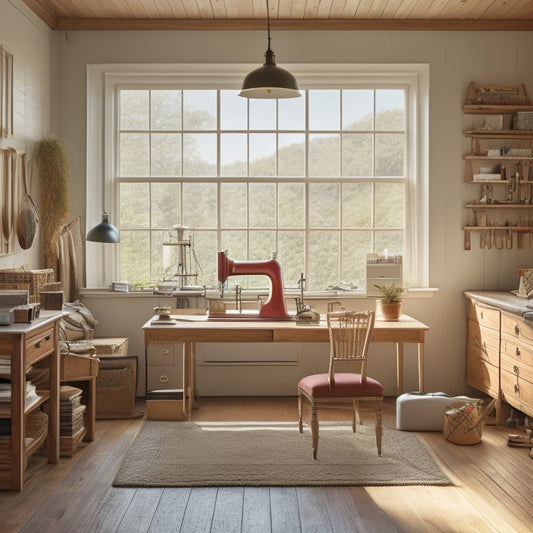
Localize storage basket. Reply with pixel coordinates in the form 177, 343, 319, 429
0, 268, 55, 304
96, 357, 143, 419
443, 399, 495, 445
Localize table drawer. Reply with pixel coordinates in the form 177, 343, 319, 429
501, 312, 533, 346
468, 302, 500, 331
147, 364, 181, 391
501, 354, 533, 385
467, 320, 499, 366
25, 324, 55, 366
147, 344, 178, 365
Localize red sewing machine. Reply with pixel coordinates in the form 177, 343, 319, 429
215, 251, 291, 319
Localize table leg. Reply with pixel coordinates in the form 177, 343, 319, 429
396, 342, 404, 395
183, 342, 192, 420
84, 377, 96, 441
418, 342, 424, 393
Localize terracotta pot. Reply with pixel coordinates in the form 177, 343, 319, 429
376, 300, 402, 321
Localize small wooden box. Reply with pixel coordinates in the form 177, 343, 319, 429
146, 399, 185, 421
91, 337, 129, 355
40, 291, 63, 310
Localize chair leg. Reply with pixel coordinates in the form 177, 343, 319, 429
311, 404, 319, 460
375, 404, 383, 456
298, 393, 303, 433
352, 400, 359, 432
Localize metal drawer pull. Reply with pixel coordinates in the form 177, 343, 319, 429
514, 365, 520, 375
159, 375, 169, 383
34, 335, 51, 349
515, 325, 520, 335
516, 347, 521, 356
514, 384, 520, 394
161, 349, 169, 355
480, 311, 484, 319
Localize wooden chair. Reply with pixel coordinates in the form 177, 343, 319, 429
297, 310, 383, 459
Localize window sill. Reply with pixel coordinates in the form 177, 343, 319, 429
80, 287, 438, 300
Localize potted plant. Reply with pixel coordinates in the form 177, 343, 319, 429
374, 282, 403, 321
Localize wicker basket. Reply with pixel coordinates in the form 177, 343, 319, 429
443, 399, 496, 445
0, 268, 55, 304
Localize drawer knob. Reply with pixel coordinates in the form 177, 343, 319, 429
515, 325, 520, 335
514, 365, 520, 375
516, 347, 521, 357
159, 375, 169, 383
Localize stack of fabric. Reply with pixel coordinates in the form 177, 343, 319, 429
59, 385, 86, 455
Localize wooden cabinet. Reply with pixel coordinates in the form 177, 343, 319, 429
466, 295, 533, 424
463, 104, 533, 250
0, 312, 62, 490
500, 312, 533, 418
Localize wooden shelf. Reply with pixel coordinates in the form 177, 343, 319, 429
464, 104, 533, 114
465, 129, 533, 138
465, 203, 533, 209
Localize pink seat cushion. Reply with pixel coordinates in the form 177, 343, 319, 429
298, 373, 383, 398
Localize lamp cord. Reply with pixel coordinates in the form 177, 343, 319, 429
266, 0, 271, 51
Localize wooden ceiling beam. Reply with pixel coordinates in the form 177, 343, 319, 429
53, 17, 533, 31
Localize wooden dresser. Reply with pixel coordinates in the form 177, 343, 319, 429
0, 311, 62, 490
465, 291, 533, 424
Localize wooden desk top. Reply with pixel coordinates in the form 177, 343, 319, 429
143, 314, 429, 344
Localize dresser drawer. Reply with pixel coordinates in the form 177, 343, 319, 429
466, 352, 499, 398
501, 353, 533, 384
468, 302, 500, 331
147, 344, 178, 366
467, 320, 499, 366
501, 367, 533, 417
501, 335, 533, 367
146, 364, 181, 391
501, 312, 533, 346
25, 324, 55, 366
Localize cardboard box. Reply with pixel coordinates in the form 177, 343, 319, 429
146, 399, 185, 421
91, 337, 129, 355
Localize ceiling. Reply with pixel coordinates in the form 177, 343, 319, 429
21, 0, 533, 31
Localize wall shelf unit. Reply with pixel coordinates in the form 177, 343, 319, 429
463, 104, 533, 249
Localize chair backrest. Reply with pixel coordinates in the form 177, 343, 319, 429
327, 310, 375, 385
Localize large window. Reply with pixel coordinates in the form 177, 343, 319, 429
87, 64, 429, 291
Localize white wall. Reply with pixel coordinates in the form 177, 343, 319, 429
0, 0, 53, 269
45, 27, 533, 396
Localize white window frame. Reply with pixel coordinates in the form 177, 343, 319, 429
86, 63, 429, 290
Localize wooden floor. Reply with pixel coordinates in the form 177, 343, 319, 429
1, 397, 532, 533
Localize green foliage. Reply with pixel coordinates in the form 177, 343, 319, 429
374, 282, 403, 304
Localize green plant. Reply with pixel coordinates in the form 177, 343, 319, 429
374, 282, 403, 304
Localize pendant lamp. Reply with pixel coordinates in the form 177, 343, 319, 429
239, 0, 300, 99
87, 212, 120, 243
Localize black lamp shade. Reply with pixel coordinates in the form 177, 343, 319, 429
239, 50, 300, 99
87, 213, 120, 243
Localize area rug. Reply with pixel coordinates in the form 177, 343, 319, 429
113, 421, 451, 487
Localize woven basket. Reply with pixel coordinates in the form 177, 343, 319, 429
443, 399, 496, 445
0, 268, 55, 304
96, 357, 142, 419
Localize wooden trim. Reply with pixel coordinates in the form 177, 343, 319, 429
22, 0, 59, 29
52, 18, 533, 32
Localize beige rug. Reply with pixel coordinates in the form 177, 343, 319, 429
113, 421, 451, 487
